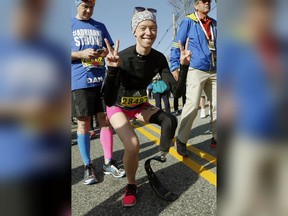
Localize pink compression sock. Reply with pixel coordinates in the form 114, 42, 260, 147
100, 127, 113, 161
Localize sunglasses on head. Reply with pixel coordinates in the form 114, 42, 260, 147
134, 7, 157, 14
200, 0, 211, 3
82, 0, 96, 4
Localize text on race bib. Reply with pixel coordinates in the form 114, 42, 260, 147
121, 96, 148, 107
82, 57, 104, 69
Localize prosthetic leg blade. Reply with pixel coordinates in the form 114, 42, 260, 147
144, 156, 178, 202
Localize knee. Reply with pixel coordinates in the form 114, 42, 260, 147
163, 113, 177, 129
124, 137, 140, 155
77, 117, 90, 131
149, 110, 178, 132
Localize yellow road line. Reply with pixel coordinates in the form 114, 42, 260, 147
134, 125, 217, 187
137, 122, 217, 165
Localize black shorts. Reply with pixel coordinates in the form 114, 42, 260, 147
72, 87, 105, 117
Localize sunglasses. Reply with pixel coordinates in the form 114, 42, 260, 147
82, 0, 96, 4
134, 7, 157, 14
200, 0, 211, 3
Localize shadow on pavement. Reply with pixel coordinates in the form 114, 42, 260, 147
83, 160, 199, 216
187, 122, 217, 158
71, 141, 159, 186
189, 122, 212, 138
72, 125, 215, 215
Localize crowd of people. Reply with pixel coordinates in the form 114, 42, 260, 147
71, 0, 216, 207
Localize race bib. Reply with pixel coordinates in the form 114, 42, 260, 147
121, 96, 148, 107
118, 89, 148, 108
82, 57, 104, 69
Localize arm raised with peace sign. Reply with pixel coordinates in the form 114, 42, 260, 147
171, 38, 191, 81
179, 38, 192, 66
104, 38, 120, 68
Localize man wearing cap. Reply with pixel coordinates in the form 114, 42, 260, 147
71, 0, 125, 185
103, 7, 191, 207
170, 0, 217, 156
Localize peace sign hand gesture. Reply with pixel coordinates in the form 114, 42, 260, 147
179, 38, 192, 66
104, 38, 120, 67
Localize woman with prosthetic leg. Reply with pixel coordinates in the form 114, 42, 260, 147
103, 7, 191, 207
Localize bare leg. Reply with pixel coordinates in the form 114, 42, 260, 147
109, 112, 139, 185
77, 116, 90, 134
200, 96, 206, 110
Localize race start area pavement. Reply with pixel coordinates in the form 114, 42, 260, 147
72, 102, 216, 216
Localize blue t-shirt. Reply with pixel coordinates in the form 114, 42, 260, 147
0, 36, 69, 179
71, 17, 114, 91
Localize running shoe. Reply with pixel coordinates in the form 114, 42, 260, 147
210, 137, 217, 148
71, 117, 77, 125
122, 184, 137, 207
175, 138, 188, 156
200, 109, 206, 118
71, 140, 77, 146
103, 159, 125, 178
83, 164, 98, 185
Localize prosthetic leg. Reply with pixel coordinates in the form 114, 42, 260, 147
145, 110, 179, 201
144, 156, 178, 201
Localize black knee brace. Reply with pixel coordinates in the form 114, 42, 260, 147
149, 110, 178, 152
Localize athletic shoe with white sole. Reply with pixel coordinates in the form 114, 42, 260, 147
200, 109, 206, 118
83, 164, 98, 185
103, 159, 125, 178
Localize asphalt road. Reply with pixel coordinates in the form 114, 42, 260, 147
71, 100, 217, 216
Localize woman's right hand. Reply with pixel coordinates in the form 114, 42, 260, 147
104, 38, 120, 67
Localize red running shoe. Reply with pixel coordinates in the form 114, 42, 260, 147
122, 184, 137, 207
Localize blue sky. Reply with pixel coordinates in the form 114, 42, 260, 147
71, 0, 217, 56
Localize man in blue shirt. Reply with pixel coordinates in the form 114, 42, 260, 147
71, 0, 125, 185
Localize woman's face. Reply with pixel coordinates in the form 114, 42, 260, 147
134, 20, 157, 49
